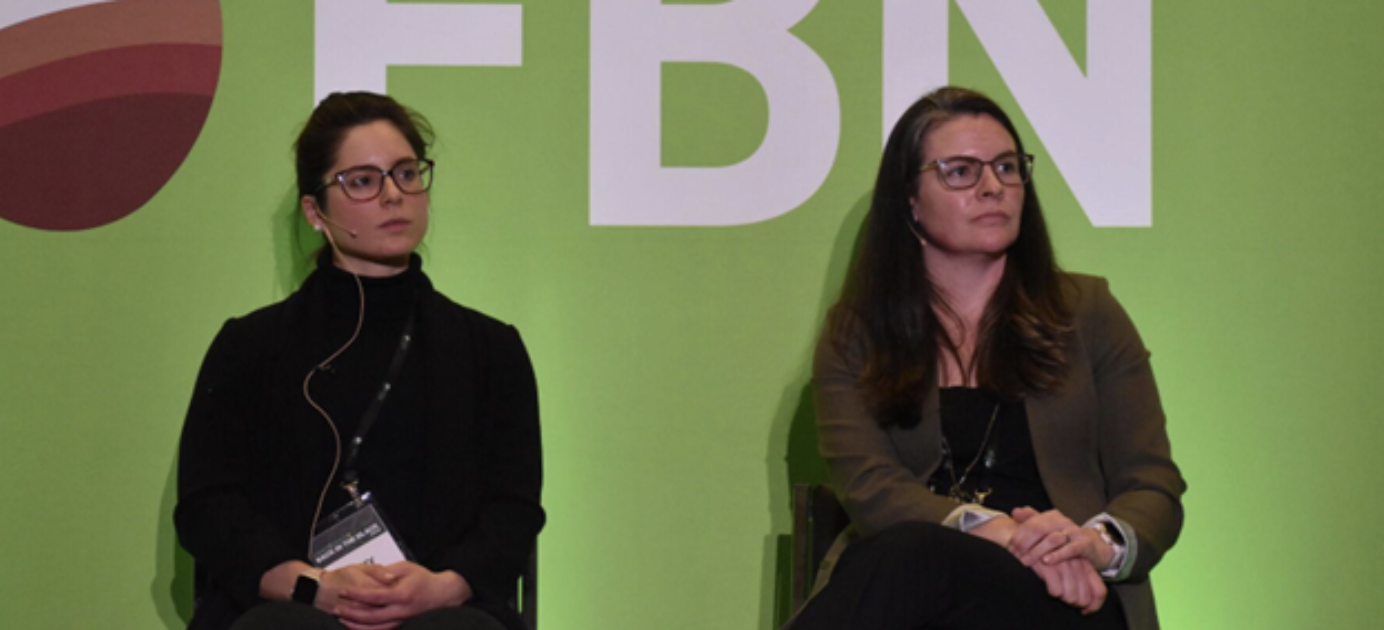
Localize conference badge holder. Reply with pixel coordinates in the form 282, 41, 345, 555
310, 483, 414, 570
309, 309, 419, 570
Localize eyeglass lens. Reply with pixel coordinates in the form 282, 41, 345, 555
937, 154, 1030, 189
339, 160, 433, 200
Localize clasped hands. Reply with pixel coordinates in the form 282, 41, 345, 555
971, 507, 1116, 615
314, 561, 471, 630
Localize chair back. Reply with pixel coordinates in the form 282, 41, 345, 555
790, 483, 850, 612
508, 545, 538, 629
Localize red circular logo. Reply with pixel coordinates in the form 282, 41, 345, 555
0, 1, 222, 231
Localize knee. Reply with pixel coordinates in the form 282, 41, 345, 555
229, 601, 340, 630
868, 520, 958, 555
404, 606, 508, 630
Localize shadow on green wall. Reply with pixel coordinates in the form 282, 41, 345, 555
151, 187, 312, 629
763, 191, 871, 628
155, 458, 194, 628
273, 185, 320, 297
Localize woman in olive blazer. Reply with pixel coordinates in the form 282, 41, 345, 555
810, 273, 1183, 629
788, 86, 1185, 630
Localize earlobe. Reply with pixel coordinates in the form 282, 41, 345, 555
905, 204, 929, 247
302, 195, 325, 233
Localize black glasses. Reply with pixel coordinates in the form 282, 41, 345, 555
919, 153, 1034, 190
318, 158, 435, 201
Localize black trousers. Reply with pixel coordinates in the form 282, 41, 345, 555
787, 521, 1128, 630
227, 602, 509, 630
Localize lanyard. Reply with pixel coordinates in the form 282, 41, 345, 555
340, 306, 417, 505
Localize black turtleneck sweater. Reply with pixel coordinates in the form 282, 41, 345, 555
310, 259, 428, 519
176, 254, 543, 630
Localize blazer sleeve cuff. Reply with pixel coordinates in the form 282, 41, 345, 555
942, 504, 1005, 532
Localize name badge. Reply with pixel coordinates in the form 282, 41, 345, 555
310, 490, 413, 570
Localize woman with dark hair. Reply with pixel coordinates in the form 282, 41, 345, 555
787, 87, 1184, 630
176, 92, 543, 630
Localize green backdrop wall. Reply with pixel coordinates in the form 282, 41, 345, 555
2, 1, 1383, 628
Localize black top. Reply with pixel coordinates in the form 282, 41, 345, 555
927, 388, 1052, 514
310, 259, 426, 517
176, 253, 543, 630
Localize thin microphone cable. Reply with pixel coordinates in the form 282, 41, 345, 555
300, 225, 366, 557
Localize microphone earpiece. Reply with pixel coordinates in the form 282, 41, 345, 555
906, 215, 929, 247
316, 213, 359, 238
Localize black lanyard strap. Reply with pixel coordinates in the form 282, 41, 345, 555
340, 307, 417, 494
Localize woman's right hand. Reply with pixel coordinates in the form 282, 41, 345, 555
1008, 506, 1115, 571
260, 560, 397, 622
318, 564, 399, 620
966, 514, 1107, 613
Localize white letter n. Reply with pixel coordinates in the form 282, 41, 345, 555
957, 0, 1152, 226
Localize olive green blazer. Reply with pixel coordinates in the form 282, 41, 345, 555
810, 274, 1185, 630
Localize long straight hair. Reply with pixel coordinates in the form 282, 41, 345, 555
829, 87, 1073, 427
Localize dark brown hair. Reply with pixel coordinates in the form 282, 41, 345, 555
829, 86, 1073, 426
294, 91, 433, 212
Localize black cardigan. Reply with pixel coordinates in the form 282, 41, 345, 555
175, 256, 543, 629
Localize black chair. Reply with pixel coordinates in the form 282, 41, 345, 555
790, 483, 850, 612
510, 545, 538, 629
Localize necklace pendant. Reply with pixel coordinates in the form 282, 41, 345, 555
946, 485, 967, 504
947, 484, 993, 506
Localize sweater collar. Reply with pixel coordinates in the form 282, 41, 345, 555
310, 250, 429, 321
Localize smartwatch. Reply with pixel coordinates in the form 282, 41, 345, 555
292, 570, 322, 606
1092, 520, 1126, 546
1088, 520, 1128, 575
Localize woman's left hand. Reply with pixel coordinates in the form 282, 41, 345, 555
333, 562, 473, 630
1008, 507, 1115, 571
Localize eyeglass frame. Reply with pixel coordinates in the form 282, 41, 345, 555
315, 158, 436, 201
918, 152, 1034, 190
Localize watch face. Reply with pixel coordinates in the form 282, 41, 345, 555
1099, 522, 1126, 546
293, 573, 320, 605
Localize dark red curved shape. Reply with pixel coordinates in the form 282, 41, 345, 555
0, 0, 222, 231
0, 93, 213, 230
0, 43, 221, 129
